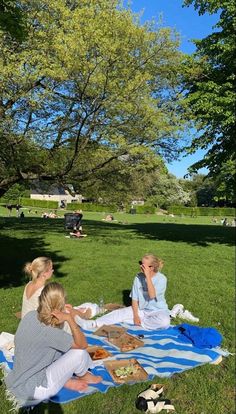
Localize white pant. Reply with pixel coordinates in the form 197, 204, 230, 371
34, 349, 92, 401
95, 306, 170, 330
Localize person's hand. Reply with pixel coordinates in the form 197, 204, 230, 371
140, 264, 152, 279
51, 309, 72, 324
65, 304, 73, 313
64, 304, 80, 319
133, 315, 141, 326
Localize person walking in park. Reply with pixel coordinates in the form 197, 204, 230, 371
5, 282, 102, 408
75, 253, 170, 331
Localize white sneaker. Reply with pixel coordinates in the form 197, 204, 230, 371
170, 304, 184, 318
75, 315, 97, 330
178, 309, 199, 323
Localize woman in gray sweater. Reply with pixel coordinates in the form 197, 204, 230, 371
5, 282, 102, 408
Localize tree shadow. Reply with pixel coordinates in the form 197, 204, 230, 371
122, 290, 132, 306
19, 401, 64, 414
0, 217, 66, 233
0, 217, 234, 289
130, 222, 235, 247
0, 218, 68, 288
82, 219, 235, 247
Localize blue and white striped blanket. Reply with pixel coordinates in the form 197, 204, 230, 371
0, 325, 224, 404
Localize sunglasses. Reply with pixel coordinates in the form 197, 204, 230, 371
138, 261, 152, 268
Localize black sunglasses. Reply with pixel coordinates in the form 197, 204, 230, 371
138, 260, 152, 268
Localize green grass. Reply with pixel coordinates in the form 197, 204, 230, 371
0, 208, 235, 414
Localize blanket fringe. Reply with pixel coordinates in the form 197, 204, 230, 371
212, 347, 235, 357
5, 389, 23, 412
0, 363, 29, 412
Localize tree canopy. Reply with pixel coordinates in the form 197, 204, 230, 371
0, 0, 26, 41
183, 0, 235, 179
0, 0, 187, 197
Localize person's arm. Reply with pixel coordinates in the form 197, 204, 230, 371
65, 304, 91, 320
141, 265, 156, 299
132, 299, 141, 325
51, 309, 88, 349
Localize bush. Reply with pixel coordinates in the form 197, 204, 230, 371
125, 205, 156, 214
168, 206, 235, 217
0, 198, 18, 206
136, 205, 156, 214
19, 198, 58, 209
66, 202, 117, 213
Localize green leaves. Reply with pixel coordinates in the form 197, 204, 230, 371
183, 0, 235, 178
0, 0, 187, 196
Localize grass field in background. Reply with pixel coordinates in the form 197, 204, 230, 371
0, 207, 235, 414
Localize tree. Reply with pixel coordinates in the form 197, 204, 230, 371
0, 0, 26, 41
72, 146, 166, 205
146, 173, 191, 209
183, 0, 235, 178
180, 168, 236, 207
213, 160, 236, 205
0, 0, 187, 197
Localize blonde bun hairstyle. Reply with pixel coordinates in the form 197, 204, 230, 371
142, 254, 164, 272
24, 257, 52, 281
37, 282, 66, 327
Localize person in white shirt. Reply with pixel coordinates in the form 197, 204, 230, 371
21, 257, 54, 319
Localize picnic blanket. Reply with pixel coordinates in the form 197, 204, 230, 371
0, 324, 225, 405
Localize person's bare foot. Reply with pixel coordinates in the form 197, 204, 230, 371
80, 371, 102, 384
64, 378, 88, 392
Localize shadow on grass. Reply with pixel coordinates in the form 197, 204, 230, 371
84, 219, 235, 247
130, 222, 235, 247
0, 218, 68, 289
0, 217, 234, 289
19, 401, 64, 414
122, 290, 132, 307
0, 217, 65, 233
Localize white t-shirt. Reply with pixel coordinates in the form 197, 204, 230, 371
21, 284, 44, 319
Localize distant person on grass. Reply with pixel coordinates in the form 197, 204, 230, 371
69, 226, 87, 238
5, 282, 102, 408
102, 214, 114, 222
75, 254, 170, 331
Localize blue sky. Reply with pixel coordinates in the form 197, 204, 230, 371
127, 0, 219, 177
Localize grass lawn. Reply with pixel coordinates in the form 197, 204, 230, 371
0, 207, 235, 414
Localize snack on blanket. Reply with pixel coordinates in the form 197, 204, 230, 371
87, 346, 112, 360
93, 325, 126, 338
108, 332, 144, 352
120, 343, 135, 352
92, 348, 110, 360
104, 358, 148, 384
114, 362, 140, 378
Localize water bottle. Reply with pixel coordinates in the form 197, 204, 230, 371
99, 297, 104, 314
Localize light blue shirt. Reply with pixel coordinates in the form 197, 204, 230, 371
131, 272, 168, 311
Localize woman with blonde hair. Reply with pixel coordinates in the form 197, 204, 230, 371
21, 257, 54, 319
75, 254, 170, 331
21, 257, 99, 321
5, 282, 102, 408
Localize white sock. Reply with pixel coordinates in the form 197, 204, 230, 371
75, 315, 97, 330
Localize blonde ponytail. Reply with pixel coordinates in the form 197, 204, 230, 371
37, 282, 65, 327
23, 257, 52, 281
